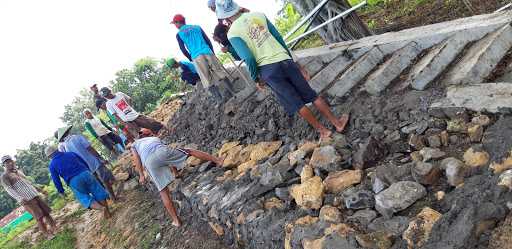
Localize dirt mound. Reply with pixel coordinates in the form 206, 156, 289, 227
149, 97, 184, 125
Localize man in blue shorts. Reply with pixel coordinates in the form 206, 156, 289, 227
216, 0, 350, 139
46, 146, 112, 219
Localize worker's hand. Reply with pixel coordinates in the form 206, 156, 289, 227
221, 47, 229, 53
256, 81, 266, 91
138, 176, 146, 185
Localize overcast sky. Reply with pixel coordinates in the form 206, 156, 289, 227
0, 0, 282, 156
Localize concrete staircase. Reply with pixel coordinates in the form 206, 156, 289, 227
295, 10, 512, 99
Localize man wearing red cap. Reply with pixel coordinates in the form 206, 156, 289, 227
171, 14, 235, 105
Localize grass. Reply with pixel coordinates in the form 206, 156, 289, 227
32, 228, 75, 249
0, 220, 36, 248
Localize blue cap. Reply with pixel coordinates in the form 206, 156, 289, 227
208, 0, 216, 8
215, 0, 240, 19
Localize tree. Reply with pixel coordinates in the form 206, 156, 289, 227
287, 0, 371, 44
61, 89, 96, 132
15, 141, 51, 186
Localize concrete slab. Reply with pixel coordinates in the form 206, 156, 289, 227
430, 83, 512, 113
444, 23, 512, 85
407, 33, 472, 90
327, 47, 385, 97
309, 48, 368, 93
365, 42, 422, 95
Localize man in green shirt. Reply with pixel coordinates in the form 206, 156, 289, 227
83, 109, 124, 156
216, 0, 349, 139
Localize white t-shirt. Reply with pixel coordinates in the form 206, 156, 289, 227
86, 117, 111, 137
106, 92, 139, 122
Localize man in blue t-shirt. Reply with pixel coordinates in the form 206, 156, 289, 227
171, 14, 235, 104
166, 58, 200, 86
56, 126, 118, 201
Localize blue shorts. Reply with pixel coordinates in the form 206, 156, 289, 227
260, 59, 318, 115
69, 171, 109, 208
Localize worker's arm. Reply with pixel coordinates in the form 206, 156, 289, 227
84, 122, 99, 139
201, 28, 214, 54
229, 37, 259, 82
100, 119, 113, 132
266, 17, 292, 58
177, 34, 192, 61
227, 44, 241, 61
131, 147, 146, 185
49, 163, 65, 195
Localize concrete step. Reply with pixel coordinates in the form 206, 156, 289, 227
364, 42, 422, 95
309, 48, 368, 93
406, 34, 471, 90
444, 23, 512, 85
327, 47, 385, 98
430, 83, 512, 114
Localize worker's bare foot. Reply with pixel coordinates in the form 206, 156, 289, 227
172, 219, 182, 227
335, 114, 350, 133
103, 207, 112, 219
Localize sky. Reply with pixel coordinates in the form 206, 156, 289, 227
0, 0, 282, 156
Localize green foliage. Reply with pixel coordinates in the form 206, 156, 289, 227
61, 89, 96, 132
275, 3, 325, 50
33, 228, 75, 249
0, 220, 35, 248
111, 57, 183, 114
0, 190, 17, 218
15, 141, 51, 185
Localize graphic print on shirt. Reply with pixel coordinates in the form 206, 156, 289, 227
244, 18, 270, 48
115, 98, 133, 116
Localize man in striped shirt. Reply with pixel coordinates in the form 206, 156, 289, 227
1, 155, 57, 238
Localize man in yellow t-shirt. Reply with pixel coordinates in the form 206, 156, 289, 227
216, 0, 350, 139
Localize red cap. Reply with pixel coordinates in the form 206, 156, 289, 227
171, 14, 186, 24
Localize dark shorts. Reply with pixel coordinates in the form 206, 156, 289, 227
260, 59, 318, 115
99, 133, 123, 151
130, 115, 164, 134
23, 196, 51, 220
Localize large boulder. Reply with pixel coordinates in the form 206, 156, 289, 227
323, 170, 363, 194
353, 137, 387, 169
375, 181, 427, 218
463, 146, 490, 168
310, 146, 342, 172
290, 176, 325, 210
402, 207, 442, 248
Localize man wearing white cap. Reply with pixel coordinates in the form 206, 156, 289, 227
216, 0, 350, 140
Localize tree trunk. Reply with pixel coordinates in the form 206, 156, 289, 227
289, 0, 372, 44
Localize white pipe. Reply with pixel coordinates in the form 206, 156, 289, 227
283, 0, 331, 41
496, 3, 512, 12
286, 0, 367, 46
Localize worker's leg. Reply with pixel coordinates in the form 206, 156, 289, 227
298, 106, 332, 139
313, 97, 350, 133
159, 187, 182, 227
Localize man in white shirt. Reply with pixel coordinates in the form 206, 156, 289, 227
100, 87, 166, 136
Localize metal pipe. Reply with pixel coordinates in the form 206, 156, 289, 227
286, 0, 367, 46
283, 0, 331, 41
496, 2, 512, 12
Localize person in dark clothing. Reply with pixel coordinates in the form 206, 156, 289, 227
208, 0, 246, 60
165, 58, 200, 86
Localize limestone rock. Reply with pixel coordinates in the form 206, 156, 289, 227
288, 141, 319, 166
310, 146, 342, 172
408, 134, 425, 150
412, 162, 440, 185
447, 119, 468, 133
264, 197, 285, 210
290, 176, 324, 210
301, 165, 314, 183
186, 156, 204, 167
375, 181, 427, 218
420, 147, 446, 162
498, 170, 512, 190
222, 145, 244, 168
319, 205, 342, 223
403, 207, 441, 249
441, 157, 466, 186
218, 141, 240, 157
440, 131, 449, 146
472, 115, 491, 127
355, 231, 394, 249
368, 216, 410, 237
208, 222, 224, 236
467, 124, 484, 142
463, 147, 490, 167
237, 160, 257, 173
490, 156, 512, 174
323, 170, 363, 193
353, 137, 387, 169
250, 141, 283, 162
427, 135, 442, 148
